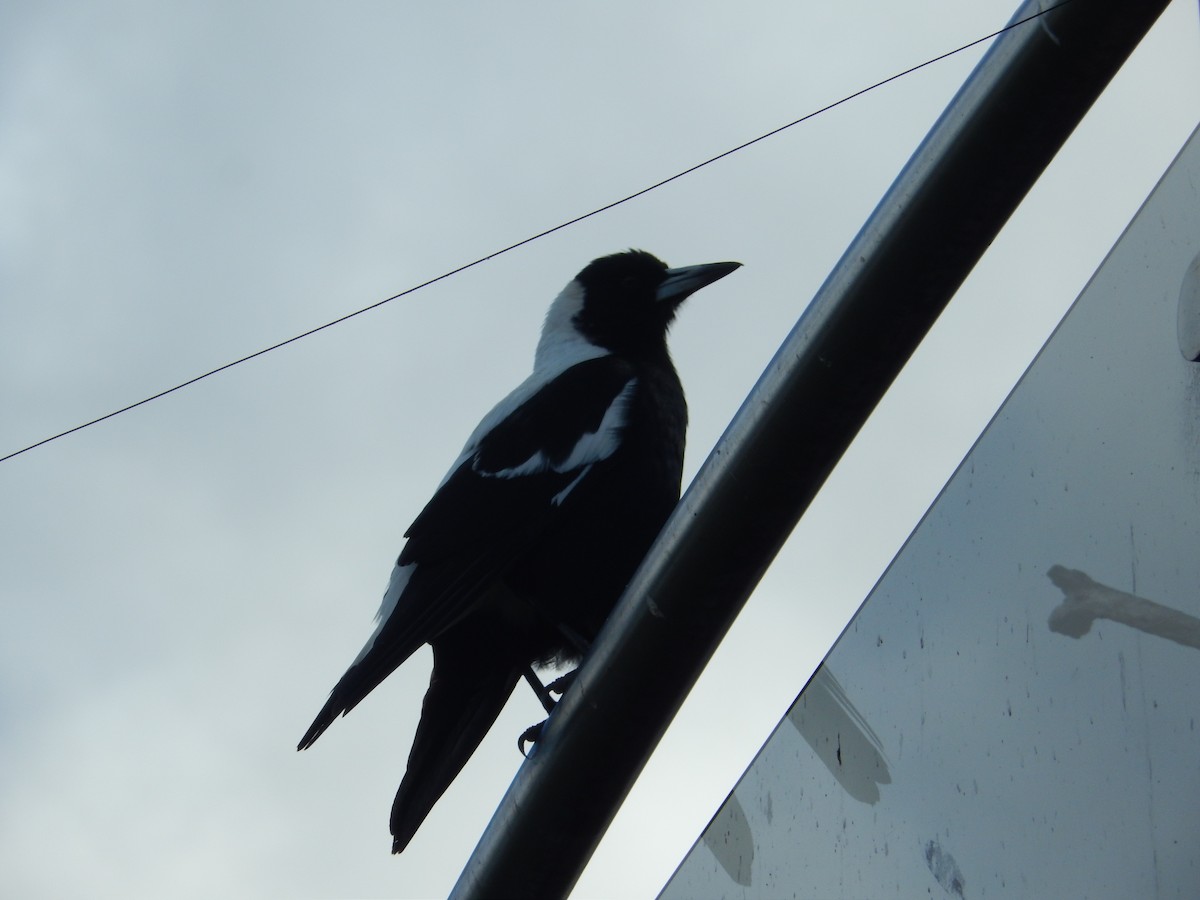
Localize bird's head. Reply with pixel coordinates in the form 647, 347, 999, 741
537, 250, 741, 366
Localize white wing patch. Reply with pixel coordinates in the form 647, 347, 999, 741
474, 377, 637, 479
351, 562, 416, 665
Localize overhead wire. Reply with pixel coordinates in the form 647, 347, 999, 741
1, 1, 1071, 465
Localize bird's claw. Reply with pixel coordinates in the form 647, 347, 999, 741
518, 720, 546, 758
546, 670, 577, 697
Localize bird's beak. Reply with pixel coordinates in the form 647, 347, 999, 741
656, 261, 742, 306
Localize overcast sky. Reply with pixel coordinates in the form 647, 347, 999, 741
2, 2, 1197, 898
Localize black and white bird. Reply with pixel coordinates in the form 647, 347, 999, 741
297, 249, 740, 853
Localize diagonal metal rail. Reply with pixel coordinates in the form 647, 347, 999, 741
450, 1, 1172, 896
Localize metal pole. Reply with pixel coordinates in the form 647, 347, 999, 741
451, 1, 1172, 896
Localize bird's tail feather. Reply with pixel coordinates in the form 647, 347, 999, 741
390, 638, 521, 853
297, 659, 395, 750
296, 681, 350, 751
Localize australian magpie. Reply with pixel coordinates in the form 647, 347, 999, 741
297, 249, 740, 853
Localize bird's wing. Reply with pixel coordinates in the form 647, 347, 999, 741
297, 355, 637, 749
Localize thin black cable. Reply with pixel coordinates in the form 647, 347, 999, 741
1, 2, 1070, 465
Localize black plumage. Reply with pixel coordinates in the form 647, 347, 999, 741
297, 249, 740, 852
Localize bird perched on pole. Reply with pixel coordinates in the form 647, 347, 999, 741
297, 249, 740, 853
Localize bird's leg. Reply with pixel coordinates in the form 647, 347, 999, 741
517, 668, 580, 757
522, 666, 557, 714
520, 621, 588, 712
517, 627, 591, 757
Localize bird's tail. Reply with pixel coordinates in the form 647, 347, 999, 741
390, 636, 521, 853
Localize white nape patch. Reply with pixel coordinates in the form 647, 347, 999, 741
477, 377, 636, 479
533, 279, 608, 375
351, 562, 416, 665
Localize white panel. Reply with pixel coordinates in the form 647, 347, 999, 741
662, 123, 1200, 898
